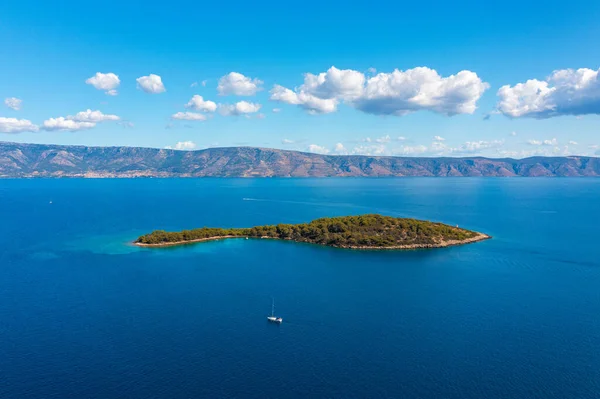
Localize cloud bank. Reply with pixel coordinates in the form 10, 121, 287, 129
42, 110, 120, 131
497, 68, 600, 118
0, 117, 38, 133
271, 66, 489, 116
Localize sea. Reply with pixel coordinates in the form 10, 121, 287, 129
0, 178, 599, 398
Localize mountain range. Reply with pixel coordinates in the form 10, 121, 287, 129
1, 141, 599, 177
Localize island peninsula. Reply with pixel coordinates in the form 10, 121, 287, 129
135, 214, 490, 250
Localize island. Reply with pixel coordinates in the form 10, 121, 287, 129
134, 214, 490, 250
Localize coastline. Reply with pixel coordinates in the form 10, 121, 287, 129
134, 235, 240, 247
134, 232, 491, 250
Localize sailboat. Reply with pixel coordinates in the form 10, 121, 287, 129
267, 298, 283, 324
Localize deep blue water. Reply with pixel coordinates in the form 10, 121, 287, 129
0, 178, 599, 398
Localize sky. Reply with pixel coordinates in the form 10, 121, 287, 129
1, 0, 599, 158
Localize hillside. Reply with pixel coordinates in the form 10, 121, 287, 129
1, 141, 599, 177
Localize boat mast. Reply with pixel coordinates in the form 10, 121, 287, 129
271, 298, 275, 317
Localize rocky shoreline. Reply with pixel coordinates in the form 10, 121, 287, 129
134, 233, 491, 250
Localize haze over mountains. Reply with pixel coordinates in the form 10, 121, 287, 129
1, 142, 599, 178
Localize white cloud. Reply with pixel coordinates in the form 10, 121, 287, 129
375, 135, 391, 143
396, 136, 407, 141
171, 112, 207, 121
42, 117, 96, 131
431, 141, 447, 152
433, 135, 445, 141
392, 140, 505, 157
497, 67, 600, 118
256, 113, 266, 119
302, 67, 366, 101
136, 74, 166, 94
191, 81, 208, 88
173, 141, 197, 150
176, 141, 196, 150
40, 109, 120, 131
349, 139, 506, 157
357, 68, 488, 116
4, 97, 22, 111
397, 145, 428, 155
118, 121, 134, 128
291, 138, 507, 158
270, 85, 301, 104
271, 66, 488, 116
543, 138, 558, 146
166, 141, 197, 150
499, 145, 574, 158
69, 109, 120, 123
270, 84, 338, 114
0, 117, 38, 133
527, 140, 542, 146
307, 144, 330, 154
334, 143, 347, 153
272, 108, 281, 113
510, 131, 517, 136
496, 150, 520, 158
306, 141, 392, 156
451, 140, 504, 154
185, 95, 217, 112
270, 67, 364, 114
367, 67, 377, 74
86, 72, 121, 95
351, 144, 387, 155
569, 140, 578, 145
219, 101, 262, 116
217, 72, 263, 96
282, 139, 295, 144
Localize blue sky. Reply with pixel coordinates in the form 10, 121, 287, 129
1, 0, 599, 157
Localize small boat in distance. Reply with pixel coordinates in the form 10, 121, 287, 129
267, 298, 282, 324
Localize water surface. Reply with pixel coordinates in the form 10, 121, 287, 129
0, 178, 599, 398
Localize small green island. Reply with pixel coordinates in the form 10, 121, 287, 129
135, 214, 490, 250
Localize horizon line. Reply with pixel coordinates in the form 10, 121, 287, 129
1, 140, 598, 161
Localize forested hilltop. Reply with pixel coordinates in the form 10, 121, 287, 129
1, 142, 599, 177
135, 214, 490, 249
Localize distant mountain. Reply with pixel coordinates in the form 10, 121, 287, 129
1, 141, 599, 177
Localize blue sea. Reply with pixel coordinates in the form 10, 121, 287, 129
0, 178, 599, 398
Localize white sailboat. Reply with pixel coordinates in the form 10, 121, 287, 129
267, 298, 282, 324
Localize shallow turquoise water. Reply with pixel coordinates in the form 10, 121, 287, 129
0, 178, 599, 398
